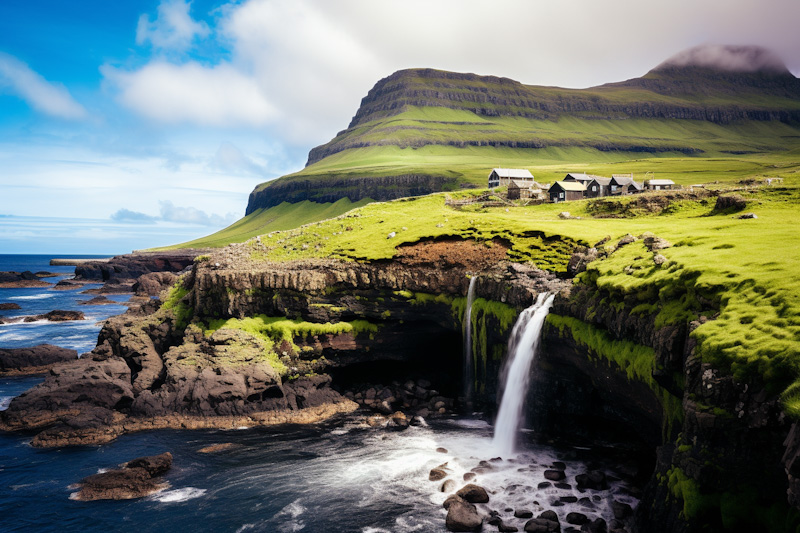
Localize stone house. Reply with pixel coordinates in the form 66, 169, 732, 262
549, 181, 586, 203
488, 168, 534, 188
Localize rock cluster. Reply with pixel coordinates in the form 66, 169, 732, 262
0, 344, 78, 375
0, 271, 52, 288
71, 452, 172, 501
343, 379, 456, 418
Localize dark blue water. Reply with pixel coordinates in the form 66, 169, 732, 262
0, 255, 129, 353
0, 255, 639, 532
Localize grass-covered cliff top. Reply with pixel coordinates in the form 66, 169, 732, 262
237, 183, 800, 412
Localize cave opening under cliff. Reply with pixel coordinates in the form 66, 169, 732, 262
328, 322, 463, 399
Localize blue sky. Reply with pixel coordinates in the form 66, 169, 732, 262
1, 0, 798, 254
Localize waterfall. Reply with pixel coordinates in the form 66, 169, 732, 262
463, 276, 478, 402
492, 292, 555, 456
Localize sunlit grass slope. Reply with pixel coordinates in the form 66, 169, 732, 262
243, 186, 800, 414
153, 198, 372, 250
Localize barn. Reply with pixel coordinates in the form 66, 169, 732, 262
488, 168, 534, 188
549, 181, 586, 203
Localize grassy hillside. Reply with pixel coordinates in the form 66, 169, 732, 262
241, 184, 800, 414
153, 198, 372, 250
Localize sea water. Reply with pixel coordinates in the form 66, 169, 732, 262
0, 255, 640, 532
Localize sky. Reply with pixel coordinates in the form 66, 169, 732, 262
1, 0, 799, 254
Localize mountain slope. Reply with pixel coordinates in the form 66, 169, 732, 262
246, 45, 800, 214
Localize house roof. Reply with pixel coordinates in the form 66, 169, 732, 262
508, 179, 535, 189
588, 177, 612, 185
491, 168, 533, 179
648, 179, 675, 186
552, 181, 587, 192
564, 172, 593, 182
610, 176, 636, 186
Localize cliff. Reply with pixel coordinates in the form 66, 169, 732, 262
243, 48, 800, 213
0, 239, 565, 447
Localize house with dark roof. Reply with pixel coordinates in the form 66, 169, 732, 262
562, 173, 595, 184
586, 176, 612, 198
549, 181, 586, 203
488, 168, 534, 188
609, 176, 643, 195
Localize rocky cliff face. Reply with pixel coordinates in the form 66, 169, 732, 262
245, 174, 461, 214
537, 276, 797, 532
0, 239, 565, 447
303, 66, 800, 166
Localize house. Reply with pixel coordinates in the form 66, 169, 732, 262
507, 180, 533, 199
488, 168, 534, 188
562, 173, 595, 185
585, 176, 612, 198
549, 181, 586, 203
645, 179, 675, 191
609, 175, 643, 195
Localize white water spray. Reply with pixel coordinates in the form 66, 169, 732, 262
463, 276, 478, 402
492, 292, 555, 456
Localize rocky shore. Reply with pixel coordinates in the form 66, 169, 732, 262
0, 344, 78, 376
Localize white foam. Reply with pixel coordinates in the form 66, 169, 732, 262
274, 500, 306, 532
8, 294, 54, 300
151, 487, 206, 503
0, 396, 13, 411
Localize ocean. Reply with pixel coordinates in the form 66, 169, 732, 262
0, 255, 639, 532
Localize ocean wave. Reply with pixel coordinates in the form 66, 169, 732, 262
0, 396, 13, 411
150, 487, 206, 503
8, 294, 54, 300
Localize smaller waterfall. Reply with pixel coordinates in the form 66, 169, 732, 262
492, 292, 555, 456
463, 276, 478, 402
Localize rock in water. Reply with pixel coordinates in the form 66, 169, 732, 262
456, 483, 490, 503
0, 344, 78, 373
72, 452, 173, 501
445, 499, 483, 532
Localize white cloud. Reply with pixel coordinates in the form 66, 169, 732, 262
159, 200, 236, 226
103, 61, 276, 126
0, 52, 87, 119
104, 0, 800, 146
136, 0, 210, 51
211, 141, 266, 176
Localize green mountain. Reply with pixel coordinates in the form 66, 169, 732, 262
163, 45, 800, 249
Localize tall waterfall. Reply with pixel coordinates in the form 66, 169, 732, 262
492, 292, 555, 456
463, 276, 478, 402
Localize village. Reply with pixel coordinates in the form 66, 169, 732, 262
488, 168, 676, 203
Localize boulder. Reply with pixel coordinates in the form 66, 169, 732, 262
544, 469, 566, 481
0, 344, 78, 372
133, 271, 179, 297
72, 452, 172, 501
445, 499, 483, 532
430, 467, 448, 481
524, 517, 560, 533
575, 471, 608, 490
457, 483, 490, 503
441, 479, 457, 493
566, 512, 589, 525
0, 303, 21, 310
515, 509, 534, 518
581, 518, 607, 533
610, 500, 632, 519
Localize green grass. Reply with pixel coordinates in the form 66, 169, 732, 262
205, 314, 378, 346
258, 103, 800, 194
153, 198, 373, 250
241, 185, 800, 414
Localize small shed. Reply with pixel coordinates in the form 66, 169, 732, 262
508, 179, 535, 199
489, 168, 534, 188
645, 179, 675, 191
549, 181, 586, 203
586, 176, 612, 198
609, 176, 643, 195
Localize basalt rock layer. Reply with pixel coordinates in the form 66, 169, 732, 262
536, 272, 797, 532
0, 240, 565, 447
